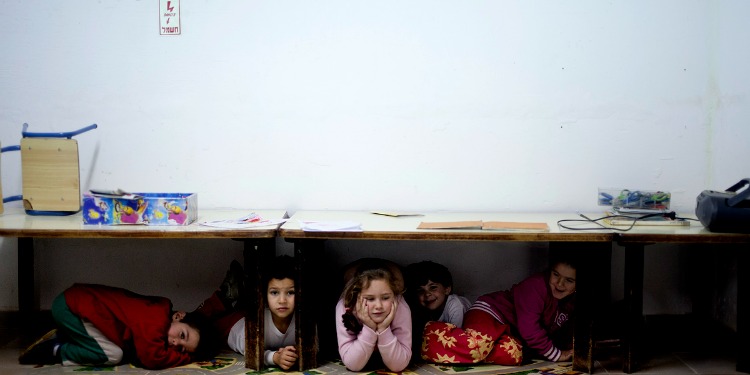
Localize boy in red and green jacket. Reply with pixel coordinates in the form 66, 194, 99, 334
19, 283, 218, 369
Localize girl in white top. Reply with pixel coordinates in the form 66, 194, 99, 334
197, 257, 298, 370
228, 295, 296, 368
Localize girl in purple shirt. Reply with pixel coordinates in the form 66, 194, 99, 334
422, 254, 577, 365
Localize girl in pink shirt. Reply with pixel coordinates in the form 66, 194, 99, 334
335, 260, 412, 372
422, 253, 578, 365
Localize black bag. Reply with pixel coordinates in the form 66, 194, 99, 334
695, 178, 750, 233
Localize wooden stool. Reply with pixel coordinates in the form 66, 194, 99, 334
1, 123, 97, 215
20, 137, 82, 214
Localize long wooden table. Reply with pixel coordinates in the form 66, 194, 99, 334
278, 210, 614, 373
0, 207, 288, 370
5, 208, 747, 373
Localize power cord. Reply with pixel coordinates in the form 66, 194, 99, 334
557, 212, 699, 232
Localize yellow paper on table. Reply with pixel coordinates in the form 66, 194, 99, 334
371, 211, 424, 217
417, 220, 483, 229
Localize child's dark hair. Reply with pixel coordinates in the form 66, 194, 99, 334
405, 260, 453, 290
340, 260, 402, 334
261, 255, 297, 292
180, 311, 220, 361
549, 249, 580, 271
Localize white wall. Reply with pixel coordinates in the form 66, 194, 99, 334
1, 1, 749, 319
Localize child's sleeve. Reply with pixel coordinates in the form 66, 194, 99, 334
135, 301, 195, 369
135, 332, 193, 369
441, 295, 472, 327
376, 295, 412, 372
513, 275, 561, 362
264, 349, 276, 366
335, 299, 377, 371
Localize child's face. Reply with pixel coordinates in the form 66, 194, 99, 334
415, 280, 451, 311
549, 263, 577, 300
167, 318, 200, 353
361, 279, 395, 324
267, 278, 295, 320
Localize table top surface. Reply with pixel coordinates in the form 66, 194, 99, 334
279, 210, 750, 243
0, 207, 288, 238
2, 208, 747, 243
279, 210, 614, 241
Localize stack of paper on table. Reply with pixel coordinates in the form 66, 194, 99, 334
300, 221, 363, 232
199, 212, 288, 229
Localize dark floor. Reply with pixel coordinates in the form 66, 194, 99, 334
0, 312, 746, 374
592, 313, 744, 374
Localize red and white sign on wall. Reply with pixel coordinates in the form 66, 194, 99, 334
159, 0, 180, 35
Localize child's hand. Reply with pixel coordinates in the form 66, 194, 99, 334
356, 296, 378, 332
557, 349, 573, 362
274, 346, 298, 370
377, 297, 398, 333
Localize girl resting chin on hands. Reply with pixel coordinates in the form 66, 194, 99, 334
336, 259, 412, 372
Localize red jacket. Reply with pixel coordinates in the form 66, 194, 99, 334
63, 283, 192, 369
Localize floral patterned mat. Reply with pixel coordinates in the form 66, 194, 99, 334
27, 352, 586, 375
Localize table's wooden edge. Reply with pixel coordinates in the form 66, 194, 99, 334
278, 229, 614, 242
0, 208, 288, 239
0, 228, 279, 239
616, 232, 750, 244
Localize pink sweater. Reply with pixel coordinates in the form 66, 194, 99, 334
335, 296, 412, 372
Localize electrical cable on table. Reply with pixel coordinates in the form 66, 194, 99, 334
557, 212, 699, 232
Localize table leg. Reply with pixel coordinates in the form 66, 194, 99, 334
572, 314, 594, 374
738, 246, 749, 373
623, 244, 644, 374
18, 237, 35, 327
293, 239, 325, 370
553, 241, 611, 375
243, 238, 275, 370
